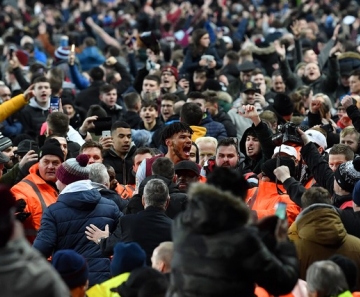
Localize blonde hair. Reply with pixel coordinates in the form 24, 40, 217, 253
340, 126, 360, 141
195, 136, 218, 147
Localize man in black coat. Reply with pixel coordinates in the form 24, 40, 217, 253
126, 157, 187, 219
85, 178, 172, 265
75, 67, 105, 110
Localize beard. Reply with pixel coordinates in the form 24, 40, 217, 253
172, 142, 184, 160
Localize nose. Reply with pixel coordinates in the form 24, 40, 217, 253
88, 158, 94, 164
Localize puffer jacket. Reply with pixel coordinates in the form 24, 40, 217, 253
167, 183, 299, 297
201, 113, 227, 140
33, 180, 121, 286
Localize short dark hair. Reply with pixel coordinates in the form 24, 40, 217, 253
193, 67, 207, 74
272, 70, 282, 77
202, 90, 218, 104
89, 67, 105, 81
80, 140, 103, 154
111, 121, 131, 133
207, 167, 248, 199
329, 144, 354, 161
225, 51, 239, 63
152, 157, 174, 180
350, 69, 360, 79
133, 147, 155, 163
180, 103, 203, 125
100, 84, 116, 94
144, 75, 161, 85
47, 112, 69, 137
124, 92, 141, 110
142, 99, 158, 110
87, 105, 107, 118
217, 138, 238, 151
49, 70, 63, 95
161, 122, 193, 146
161, 93, 178, 103
187, 91, 206, 100
107, 46, 120, 57
301, 187, 331, 208
33, 76, 50, 85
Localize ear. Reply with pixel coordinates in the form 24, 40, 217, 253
142, 196, 145, 207
165, 138, 172, 147
164, 197, 170, 209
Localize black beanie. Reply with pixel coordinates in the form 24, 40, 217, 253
273, 93, 294, 116
329, 254, 358, 291
261, 157, 296, 183
39, 139, 65, 162
334, 158, 360, 193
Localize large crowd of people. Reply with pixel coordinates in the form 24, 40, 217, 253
2, 0, 360, 296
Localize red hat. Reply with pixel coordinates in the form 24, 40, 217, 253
161, 66, 178, 81
16, 50, 29, 66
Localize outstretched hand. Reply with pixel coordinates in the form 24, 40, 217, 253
85, 224, 109, 244
240, 104, 261, 126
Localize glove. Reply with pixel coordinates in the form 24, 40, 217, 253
15, 199, 31, 222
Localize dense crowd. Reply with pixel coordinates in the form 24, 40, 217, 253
3, 0, 360, 296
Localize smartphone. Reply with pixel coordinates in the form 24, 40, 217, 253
30, 142, 39, 154
50, 97, 60, 112
275, 202, 287, 220
93, 117, 112, 136
102, 130, 111, 137
71, 44, 75, 53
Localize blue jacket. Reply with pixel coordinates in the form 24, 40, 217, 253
33, 180, 121, 286
76, 47, 106, 72
201, 113, 227, 140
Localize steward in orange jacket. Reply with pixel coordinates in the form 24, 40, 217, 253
246, 157, 301, 225
11, 141, 64, 243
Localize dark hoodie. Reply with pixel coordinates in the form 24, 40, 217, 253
126, 175, 187, 219
240, 122, 275, 174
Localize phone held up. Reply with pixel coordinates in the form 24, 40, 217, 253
275, 202, 287, 220
50, 96, 60, 112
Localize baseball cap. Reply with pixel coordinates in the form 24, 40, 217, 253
14, 139, 37, 155
273, 145, 298, 159
305, 130, 327, 149
174, 161, 200, 176
242, 81, 259, 93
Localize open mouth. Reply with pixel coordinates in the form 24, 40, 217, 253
123, 145, 130, 150
183, 146, 191, 157
247, 147, 254, 153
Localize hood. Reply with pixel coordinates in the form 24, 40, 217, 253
139, 175, 179, 195
182, 183, 249, 234
58, 180, 102, 209
29, 97, 50, 111
296, 204, 346, 246
91, 181, 107, 191
190, 125, 207, 141
239, 126, 263, 163
108, 143, 136, 159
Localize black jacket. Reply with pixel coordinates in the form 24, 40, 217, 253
212, 109, 237, 138
75, 80, 105, 110
126, 175, 187, 219
19, 102, 50, 139
100, 102, 124, 123
100, 206, 172, 265
167, 183, 299, 297
103, 145, 137, 185
122, 111, 142, 129
99, 187, 128, 213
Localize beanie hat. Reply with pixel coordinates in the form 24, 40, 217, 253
61, 97, 75, 108
110, 242, 146, 277
55, 46, 70, 60
261, 157, 296, 183
52, 250, 89, 289
329, 254, 358, 291
161, 66, 178, 81
56, 154, 89, 185
0, 133, 12, 152
273, 93, 294, 117
15, 50, 29, 66
334, 158, 360, 193
39, 139, 64, 162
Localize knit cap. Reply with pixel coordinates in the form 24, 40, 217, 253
0, 133, 12, 152
329, 254, 358, 291
56, 154, 90, 185
52, 250, 89, 289
273, 93, 294, 117
55, 46, 70, 60
39, 139, 64, 162
261, 157, 296, 183
334, 158, 360, 193
110, 242, 146, 277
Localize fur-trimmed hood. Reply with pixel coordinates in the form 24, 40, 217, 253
338, 52, 360, 61
246, 43, 276, 56
181, 183, 250, 235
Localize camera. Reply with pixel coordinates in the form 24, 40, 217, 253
272, 122, 306, 146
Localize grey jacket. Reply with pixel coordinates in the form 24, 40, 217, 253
0, 237, 70, 297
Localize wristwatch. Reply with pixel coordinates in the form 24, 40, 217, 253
97, 237, 104, 245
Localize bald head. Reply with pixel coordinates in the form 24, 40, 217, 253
151, 241, 174, 273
